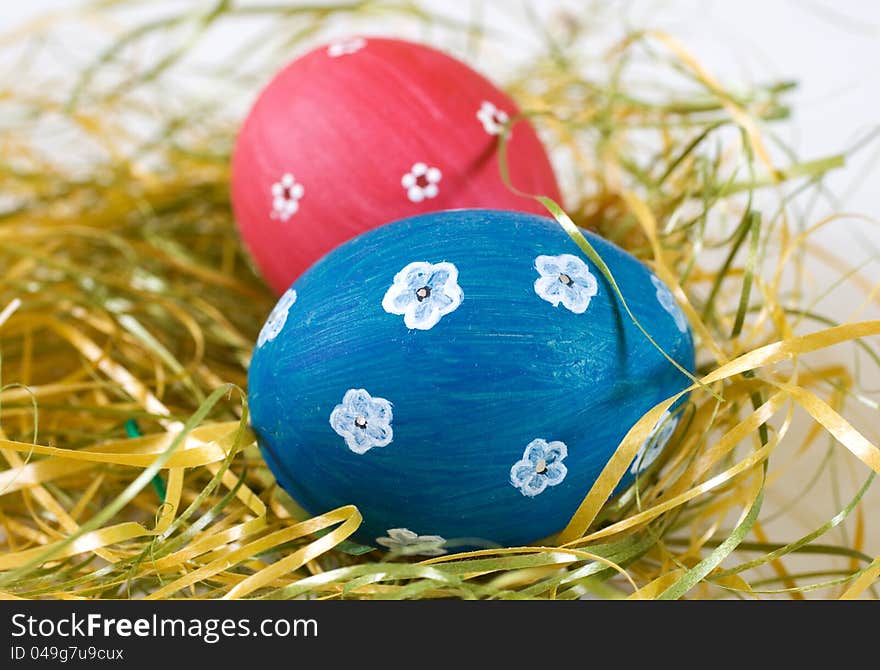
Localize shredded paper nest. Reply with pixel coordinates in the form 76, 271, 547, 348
1, 1, 878, 600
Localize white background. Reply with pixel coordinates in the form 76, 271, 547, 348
2, 1, 878, 219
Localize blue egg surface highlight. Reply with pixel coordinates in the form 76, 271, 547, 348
248, 209, 695, 551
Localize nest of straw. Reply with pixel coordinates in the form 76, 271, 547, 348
1, 1, 878, 600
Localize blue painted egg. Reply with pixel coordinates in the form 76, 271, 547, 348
249, 209, 694, 552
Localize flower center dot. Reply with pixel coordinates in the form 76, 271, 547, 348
536, 458, 547, 475
415, 286, 431, 301
558, 273, 573, 286
354, 416, 367, 430
415, 174, 430, 188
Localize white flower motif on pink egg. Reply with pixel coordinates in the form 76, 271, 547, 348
401, 162, 442, 203
327, 37, 366, 58
270, 173, 304, 221
477, 100, 510, 136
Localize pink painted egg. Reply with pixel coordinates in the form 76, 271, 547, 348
231, 36, 562, 294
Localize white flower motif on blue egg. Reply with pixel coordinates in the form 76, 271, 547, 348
510, 438, 568, 497
256, 288, 297, 348
630, 411, 680, 475
533, 254, 598, 314
381, 261, 464, 330
651, 275, 688, 333
329, 388, 394, 454
376, 528, 447, 556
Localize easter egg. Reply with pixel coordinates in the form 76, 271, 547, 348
231, 36, 561, 294
248, 210, 694, 552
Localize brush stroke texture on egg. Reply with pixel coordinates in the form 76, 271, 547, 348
249, 209, 695, 549
232, 37, 561, 294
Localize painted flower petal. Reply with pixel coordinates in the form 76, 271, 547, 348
327, 37, 366, 57
411, 162, 428, 176
423, 184, 438, 199
416, 545, 448, 557
543, 461, 567, 486
523, 439, 548, 464
521, 474, 548, 497
535, 276, 564, 300
572, 272, 598, 295
510, 462, 534, 485
411, 298, 435, 323
367, 396, 392, 423
535, 255, 561, 276
392, 290, 415, 311
411, 303, 438, 325
389, 528, 418, 542
428, 267, 450, 287
407, 186, 424, 202
257, 289, 296, 347
651, 275, 688, 333
543, 440, 568, 464
433, 262, 459, 286
431, 292, 454, 310
559, 286, 592, 314
673, 310, 688, 332
404, 306, 438, 330
655, 416, 679, 446
384, 261, 462, 330
328, 406, 353, 437
401, 173, 416, 188
365, 422, 392, 446
342, 389, 367, 412
477, 113, 496, 133
631, 414, 679, 474
426, 167, 442, 183
346, 429, 373, 453
330, 404, 353, 426
477, 101, 508, 135
534, 254, 599, 314
383, 263, 427, 314
444, 282, 464, 307
511, 438, 569, 496
377, 528, 447, 556
403, 266, 430, 289
561, 256, 588, 276
330, 389, 394, 454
